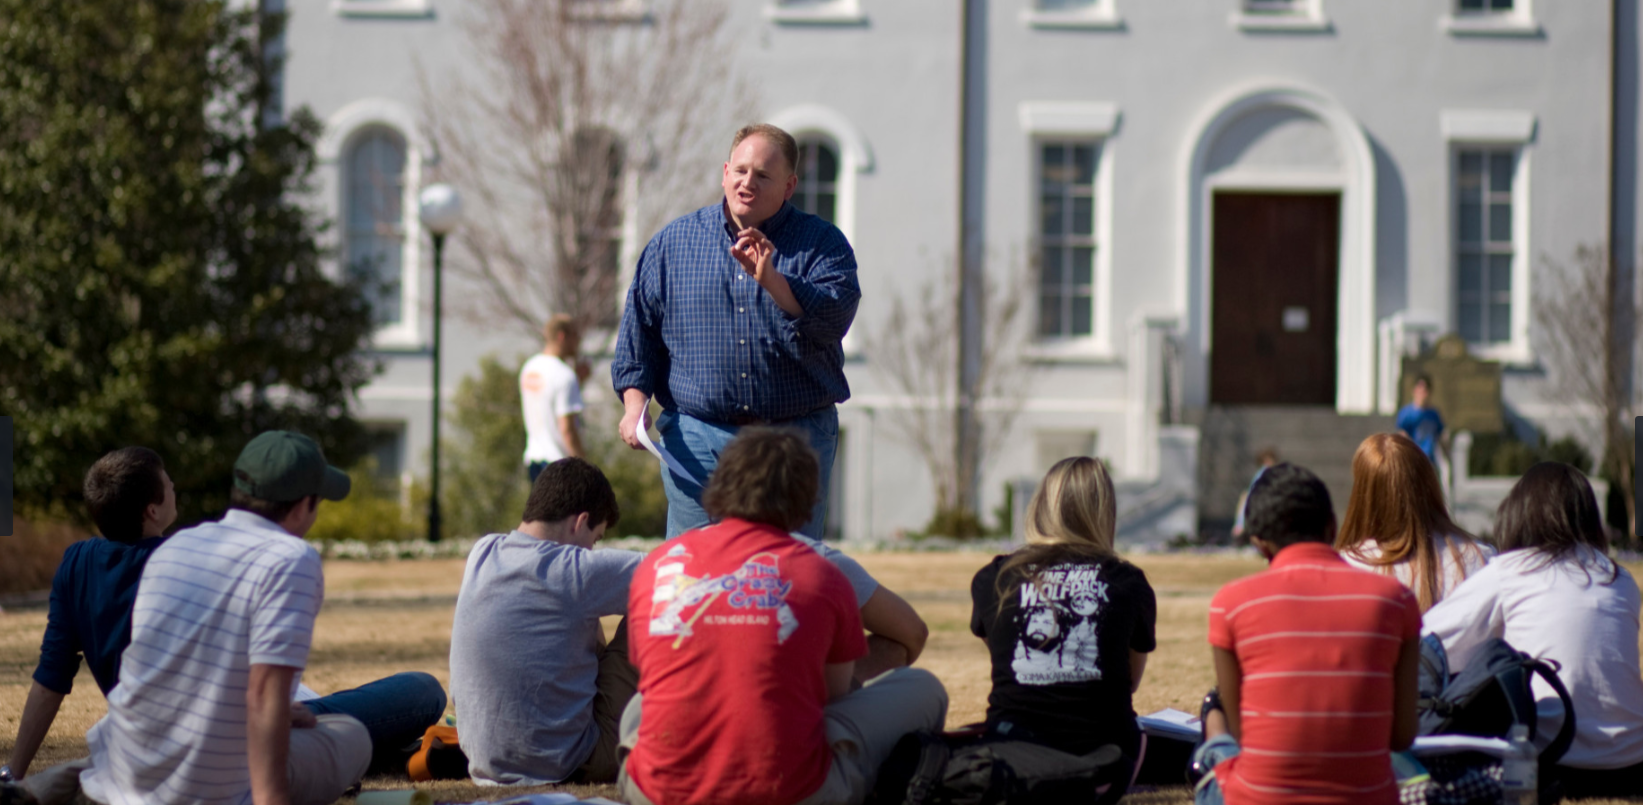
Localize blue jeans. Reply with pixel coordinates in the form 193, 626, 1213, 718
1191, 733, 1241, 805
528, 461, 549, 484
303, 671, 448, 774
656, 406, 838, 539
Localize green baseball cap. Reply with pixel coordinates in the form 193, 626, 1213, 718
232, 431, 351, 502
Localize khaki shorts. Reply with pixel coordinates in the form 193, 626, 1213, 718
25, 714, 370, 805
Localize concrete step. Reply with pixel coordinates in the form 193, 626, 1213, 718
1191, 405, 1397, 530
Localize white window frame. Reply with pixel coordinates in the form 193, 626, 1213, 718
1229, 0, 1331, 33
793, 135, 843, 226
330, 0, 432, 18
1021, 0, 1123, 31
1018, 102, 1118, 361
767, 104, 873, 354
1443, 109, 1536, 364
319, 99, 428, 349
764, 0, 866, 26
1443, 0, 1540, 37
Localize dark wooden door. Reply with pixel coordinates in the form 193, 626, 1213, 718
1210, 193, 1340, 405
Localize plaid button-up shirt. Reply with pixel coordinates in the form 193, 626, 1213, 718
611, 200, 860, 423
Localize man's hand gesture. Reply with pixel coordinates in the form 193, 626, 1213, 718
730, 228, 776, 283
730, 228, 803, 317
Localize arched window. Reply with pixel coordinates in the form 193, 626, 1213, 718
344, 128, 407, 326
794, 137, 839, 223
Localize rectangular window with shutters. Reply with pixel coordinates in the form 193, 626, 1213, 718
1037, 141, 1100, 339
1453, 148, 1518, 346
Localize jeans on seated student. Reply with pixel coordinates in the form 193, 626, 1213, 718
301, 672, 449, 774
969, 457, 1156, 790
1193, 463, 1420, 805
618, 428, 947, 805
448, 458, 645, 786
1422, 462, 1643, 799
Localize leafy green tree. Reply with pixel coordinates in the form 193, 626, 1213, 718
438, 356, 533, 541
0, 0, 377, 527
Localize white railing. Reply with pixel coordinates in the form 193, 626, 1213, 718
1376, 311, 1443, 414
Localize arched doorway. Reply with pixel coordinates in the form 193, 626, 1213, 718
1177, 86, 1377, 412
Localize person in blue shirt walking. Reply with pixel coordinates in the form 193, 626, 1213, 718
1396, 374, 1445, 465
4, 447, 177, 783
612, 123, 861, 539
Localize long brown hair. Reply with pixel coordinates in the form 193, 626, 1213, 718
1337, 432, 1483, 611
997, 457, 1123, 610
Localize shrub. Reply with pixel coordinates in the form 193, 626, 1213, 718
306, 458, 419, 545
1468, 429, 1593, 478
0, 517, 92, 595
582, 401, 670, 539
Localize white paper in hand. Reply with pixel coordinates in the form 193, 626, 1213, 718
638, 408, 701, 488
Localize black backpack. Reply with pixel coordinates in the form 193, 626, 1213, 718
867, 728, 1130, 805
1416, 634, 1577, 767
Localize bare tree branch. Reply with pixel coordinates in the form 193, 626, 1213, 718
1534, 244, 1640, 539
417, 0, 755, 342
863, 254, 1036, 532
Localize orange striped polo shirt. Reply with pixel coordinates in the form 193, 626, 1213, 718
1207, 542, 1420, 805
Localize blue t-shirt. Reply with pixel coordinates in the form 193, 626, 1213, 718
1396, 404, 1445, 463
33, 535, 169, 696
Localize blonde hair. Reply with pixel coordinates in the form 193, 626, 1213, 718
543, 314, 579, 344
995, 458, 1121, 612
731, 124, 799, 174
1023, 456, 1118, 553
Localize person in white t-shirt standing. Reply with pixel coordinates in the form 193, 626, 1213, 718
522, 314, 590, 483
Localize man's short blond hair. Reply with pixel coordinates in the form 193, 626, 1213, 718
731, 124, 800, 175
543, 314, 579, 343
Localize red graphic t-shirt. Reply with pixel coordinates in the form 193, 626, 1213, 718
626, 518, 867, 805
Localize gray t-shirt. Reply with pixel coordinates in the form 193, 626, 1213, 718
790, 533, 878, 607
449, 531, 643, 785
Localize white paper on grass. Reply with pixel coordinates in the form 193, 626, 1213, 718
1142, 707, 1513, 759
1409, 734, 1514, 757
1137, 708, 1202, 742
638, 408, 700, 487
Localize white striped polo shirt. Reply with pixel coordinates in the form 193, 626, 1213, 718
81, 509, 324, 805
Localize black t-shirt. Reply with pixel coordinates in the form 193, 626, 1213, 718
970, 552, 1157, 757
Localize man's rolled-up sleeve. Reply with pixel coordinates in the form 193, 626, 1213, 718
611, 238, 666, 397
782, 239, 860, 346
33, 554, 83, 694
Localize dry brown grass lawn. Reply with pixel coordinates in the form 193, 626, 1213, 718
4, 550, 1642, 804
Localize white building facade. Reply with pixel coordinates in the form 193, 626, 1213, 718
282, 0, 1640, 541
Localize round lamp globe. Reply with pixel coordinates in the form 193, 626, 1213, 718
418, 184, 463, 235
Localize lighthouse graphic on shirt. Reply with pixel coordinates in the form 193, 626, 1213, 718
648, 545, 799, 645
1012, 563, 1108, 685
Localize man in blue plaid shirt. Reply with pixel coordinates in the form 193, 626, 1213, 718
611, 124, 860, 539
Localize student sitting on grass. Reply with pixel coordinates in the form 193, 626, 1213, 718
969, 456, 1156, 788
448, 457, 642, 786
619, 427, 948, 805
16, 431, 446, 805
1423, 462, 1643, 799
1196, 463, 1420, 805
1335, 432, 1492, 612
5, 448, 177, 784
